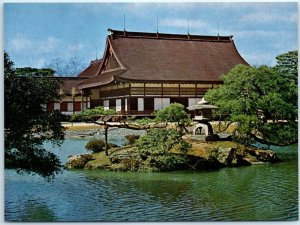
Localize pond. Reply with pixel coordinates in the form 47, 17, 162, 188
5, 137, 298, 222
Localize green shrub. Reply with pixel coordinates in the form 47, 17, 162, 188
125, 135, 140, 145
135, 128, 191, 171
85, 139, 106, 153
85, 139, 119, 153
155, 103, 190, 125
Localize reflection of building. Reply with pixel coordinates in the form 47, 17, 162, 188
47, 59, 102, 115
78, 29, 248, 116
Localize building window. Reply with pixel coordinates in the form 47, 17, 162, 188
116, 99, 121, 112
138, 98, 144, 111
154, 98, 170, 111
103, 100, 109, 110
67, 102, 73, 112
188, 98, 202, 107
54, 102, 60, 111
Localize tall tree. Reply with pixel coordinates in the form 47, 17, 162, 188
205, 61, 297, 146
4, 52, 65, 179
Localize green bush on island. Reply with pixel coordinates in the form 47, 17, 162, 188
85, 139, 118, 153
125, 135, 140, 145
135, 128, 191, 171
85, 139, 106, 153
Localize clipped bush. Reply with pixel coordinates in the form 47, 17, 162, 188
85, 139, 106, 153
125, 135, 140, 145
85, 139, 119, 153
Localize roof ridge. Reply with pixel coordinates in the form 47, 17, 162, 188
108, 28, 233, 42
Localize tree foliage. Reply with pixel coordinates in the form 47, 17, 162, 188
135, 128, 191, 171
85, 139, 106, 153
71, 106, 116, 121
155, 103, 190, 124
4, 51, 65, 179
275, 50, 298, 84
205, 55, 297, 146
85, 139, 118, 153
15, 67, 55, 77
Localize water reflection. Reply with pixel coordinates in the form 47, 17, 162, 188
20, 200, 57, 222
5, 142, 298, 222
83, 171, 190, 202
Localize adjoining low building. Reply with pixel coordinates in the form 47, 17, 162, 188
47, 59, 102, 115
77, 29, 248, 116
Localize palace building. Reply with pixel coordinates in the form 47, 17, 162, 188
76, 29, 248, 116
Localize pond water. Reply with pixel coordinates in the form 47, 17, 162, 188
5, 137, 298, 222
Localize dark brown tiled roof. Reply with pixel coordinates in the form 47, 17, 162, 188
77, 59, 102, 77
79, 69, 125, 88
58, 77, 87, 95
80, 29, 248, 88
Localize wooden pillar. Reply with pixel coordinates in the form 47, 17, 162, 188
72, 97, 75, 115
81, 90, 83, 111
128, 83, 131, 114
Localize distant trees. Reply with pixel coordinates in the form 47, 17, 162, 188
15, 67, 55, 77
205, 50, 298, 146
44, 57, 86, 76
4, 51, 65, 179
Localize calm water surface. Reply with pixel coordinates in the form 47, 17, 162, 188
5, 138, 298, 222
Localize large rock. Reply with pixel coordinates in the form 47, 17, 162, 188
211, 147, 250, 167
244, 149, 279, 163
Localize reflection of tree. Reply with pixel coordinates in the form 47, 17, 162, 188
68, 162, 298, 221
20, 199, 56, 222
83, 171, 190, 203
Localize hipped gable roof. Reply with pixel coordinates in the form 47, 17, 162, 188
77, 59, 103, 77
79, 29, 248, 89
